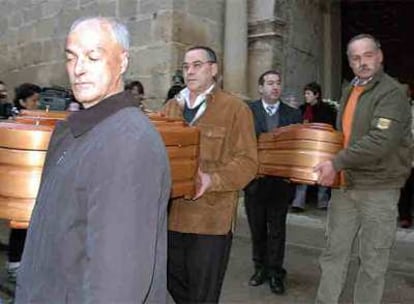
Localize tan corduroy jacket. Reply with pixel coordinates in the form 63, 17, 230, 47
162, 88, 258, 235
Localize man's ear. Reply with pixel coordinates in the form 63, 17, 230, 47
19, 99, 25, 108
120, 51, 129, 75
211, 63, 218, 79
258, 85, 264, 95
378, 49, 384, 64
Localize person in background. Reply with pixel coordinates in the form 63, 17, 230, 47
165, 84, 185, 103
165, 72, 186, 104
125, 80, 147, 111
291, 82, 337, 212
398, 84, 414, 228
6, 82, 41, 282
15, 16, 171, 303
315, 34, 411, 304
0, 81, 13, 118
244, 70, 302, 295
162, 46, 257, 304
125, 80, 144, 102
13, 83, 41, 111
0, 81, 7, 102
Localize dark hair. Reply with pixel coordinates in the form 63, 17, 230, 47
165, 84, 185, 103
347, 33, 381, 56
303, 82, 322, 103
13, 83, 41, 110
185, 46, 217, 63
0, 81, 4, 85
125, 80, 144, 95
258, 70, 281, 86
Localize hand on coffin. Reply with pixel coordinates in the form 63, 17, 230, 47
193, 168, 212, 200
314, 160, 336, 186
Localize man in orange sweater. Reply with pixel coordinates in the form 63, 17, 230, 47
315, 34, 411, 304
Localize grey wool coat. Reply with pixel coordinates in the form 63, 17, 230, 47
15, 91, 172, 304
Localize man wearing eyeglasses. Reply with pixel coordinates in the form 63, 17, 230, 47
162, 46, 258, 303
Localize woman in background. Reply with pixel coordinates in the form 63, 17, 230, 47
7, 82, 41, 281
13, 83, 41, 111
291, 82, 336, 212
125, 80, 147, 111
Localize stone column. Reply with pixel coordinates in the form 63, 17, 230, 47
322, 2, 342, 100
223, 0, 248, 98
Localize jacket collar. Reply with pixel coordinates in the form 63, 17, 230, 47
175, 84, 220, 109
350, 67, 384, 91
67, 91, 139, 138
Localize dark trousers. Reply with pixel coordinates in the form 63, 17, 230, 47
167, 230, 232, 304
244, 177, 294, 275
398, 168, 414, 220
8, 229, 27, 262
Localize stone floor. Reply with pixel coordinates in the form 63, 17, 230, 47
0, 203, 413, 303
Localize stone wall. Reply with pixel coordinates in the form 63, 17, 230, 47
0, 0, 340, 108
247, 0, 341, 101
0, 0, 224, 109
284, 0, 325, 99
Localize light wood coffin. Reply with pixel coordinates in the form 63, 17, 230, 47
15, 109, 69, 127
0, 112, 199, 227
258, 123, 343, 186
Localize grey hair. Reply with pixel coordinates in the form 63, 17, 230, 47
69, 16, 130, 51
346, 33, 381, 56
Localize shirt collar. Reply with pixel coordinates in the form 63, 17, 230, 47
178, 84, 215, 109
67, 91, 140, 138
351, 76, 374, 87
261, 99, 280, 112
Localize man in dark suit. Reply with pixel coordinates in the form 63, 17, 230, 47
244, 70, 302, 295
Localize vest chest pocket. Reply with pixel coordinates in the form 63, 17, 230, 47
198, 124, 226, 162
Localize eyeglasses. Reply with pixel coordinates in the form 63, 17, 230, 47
181, 61, 214, 72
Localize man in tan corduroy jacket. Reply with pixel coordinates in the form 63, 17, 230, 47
162, 46, 258, 304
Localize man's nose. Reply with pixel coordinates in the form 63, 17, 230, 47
358, 57, 367, 67
74, 58, 86, 75
186, 64, 197, 74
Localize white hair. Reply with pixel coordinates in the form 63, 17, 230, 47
69, 16, 130, 51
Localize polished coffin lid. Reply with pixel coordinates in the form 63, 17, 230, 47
258, 123, 343, 186
0, 112, 199, 227
15, 109, 69, 127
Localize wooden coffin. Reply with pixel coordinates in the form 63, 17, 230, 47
0, 112, 199, 228
258, 123, 343, 186
15, 109, 69, 127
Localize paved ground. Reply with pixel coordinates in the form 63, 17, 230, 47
0, 203, 413, 303
221, 216, 414, 304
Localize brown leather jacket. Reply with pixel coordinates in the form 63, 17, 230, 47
162, 88, 258, 235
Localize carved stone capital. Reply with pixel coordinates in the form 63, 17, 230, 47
248, 18, 287, 40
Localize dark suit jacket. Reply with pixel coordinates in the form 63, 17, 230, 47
245, 100, 302, 194
249, 99, 302, 137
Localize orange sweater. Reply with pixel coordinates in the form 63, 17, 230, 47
342, 86, 365, 147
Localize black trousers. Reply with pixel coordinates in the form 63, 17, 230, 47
244, 176, 295, 275
398, 168, 414, 220
8, 229, 27, 262
167, 230, 232, 304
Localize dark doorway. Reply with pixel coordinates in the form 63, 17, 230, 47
341, 0, 414, 95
